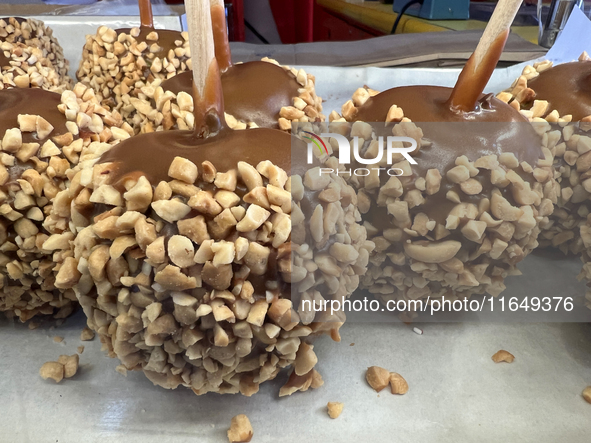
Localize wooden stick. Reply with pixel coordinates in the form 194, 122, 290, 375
139, 0, 154, 29
185, 0, 225, 137
211, 0, 232, 71
448, 0, 523, 112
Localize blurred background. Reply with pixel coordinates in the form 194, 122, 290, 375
3, 0, 590, 68
10, 0, 589, 45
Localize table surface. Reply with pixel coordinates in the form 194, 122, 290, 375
3, 253, 591, 443
3, 58, 591, 438
1, 11, 591, 443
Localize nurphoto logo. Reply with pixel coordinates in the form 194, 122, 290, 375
305, 132, 418, 176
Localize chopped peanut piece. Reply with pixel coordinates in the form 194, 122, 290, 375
39, 362, 64, 383
366, 366, 391, 392
327, 402, 344, 419
492, 350, 515, 363
58, 354, 79, 378
389, 373, 409, 395
80, 327, 95, 341
168, 156, 198, 183
227, 414, 253, 443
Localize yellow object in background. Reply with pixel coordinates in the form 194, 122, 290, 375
316, 0, 539, 43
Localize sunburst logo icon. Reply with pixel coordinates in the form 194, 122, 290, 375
303, 131, 329, 156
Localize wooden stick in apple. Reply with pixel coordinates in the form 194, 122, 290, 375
185, 0, 225, 137
210, 0, 232, 71
447, 0, 524, 112
139, 0, 154, 28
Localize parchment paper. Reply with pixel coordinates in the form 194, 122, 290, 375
1, 12, 591, 443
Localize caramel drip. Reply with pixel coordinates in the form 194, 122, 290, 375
139, 0, 154, 29
115, 26, 183, 60
192, 58, 225, 138
99, 127, 302, 185
356, 85, 525, 122
0, 88, 69, 191
221, 62, 300, 130
448, 31, 509, 113
526, 61, 591, 121
352, 85, 543, 226
161, 71, 191, 95
211, 3, 232, 72
0, 50, 8, 68
162, 61, 300, 130
0, 88, 68, 144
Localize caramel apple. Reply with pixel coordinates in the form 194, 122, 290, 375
0, 17, 72, 92
76, 0, 190, 111
48, 0, 369, 396
333, 0, 555, 316
0, 84, 126, 322
498, 53, 591, 254
499, 53, 591, 123
124, 0, 323, 133
502, 54, 591, 309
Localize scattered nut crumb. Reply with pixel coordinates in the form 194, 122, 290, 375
367, 366, 409, 395
349, 343, 355, 346
53, 336, 64, 343
366, 366, 391, 392
28, 321, 40, 330
389, 373, 409, 395
80, 327, 95, 341
58, 354, 79, 378
327, 402, 344, 419
227, 414, 253, 443
39, 361, 64, 383
116, 364, 128, 377
492, 350, 515, 363
583, 386, 591, 404
77, 346, 85, 354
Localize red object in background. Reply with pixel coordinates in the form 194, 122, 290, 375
313, 0, 383, 42
269, 0, 314, 43
227, 0, 245, 41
